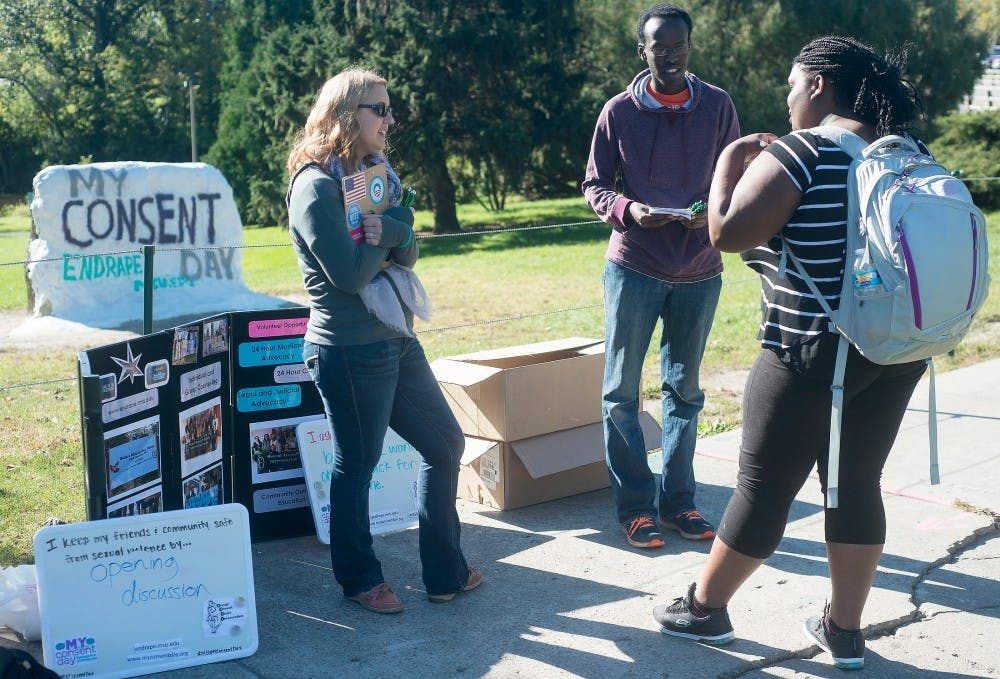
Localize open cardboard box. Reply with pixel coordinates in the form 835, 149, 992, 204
430, 337, 605, 442
459, 411, 661, 510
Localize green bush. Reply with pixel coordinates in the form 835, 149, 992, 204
928, 110, 1000, 209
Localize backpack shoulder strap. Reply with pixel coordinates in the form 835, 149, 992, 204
826, 334, 851, 508
779, 234, 841, 333
808, 125, 867, 159
861, 134, 923, 158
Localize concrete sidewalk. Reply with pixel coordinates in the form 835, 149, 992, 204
4, 359, 999, 678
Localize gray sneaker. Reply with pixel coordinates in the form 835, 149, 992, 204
652, 582, 734, 645
804, 605, 865, 670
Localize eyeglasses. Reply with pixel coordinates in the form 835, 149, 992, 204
641, 43, 689, 58
358, 102, 394, 118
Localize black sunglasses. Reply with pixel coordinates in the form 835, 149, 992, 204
358, 102, 393, 117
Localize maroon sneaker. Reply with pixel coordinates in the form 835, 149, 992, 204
348, 583, 404, 614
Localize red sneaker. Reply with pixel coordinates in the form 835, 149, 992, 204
427, 567, 484, 603
348, 583, 404, 614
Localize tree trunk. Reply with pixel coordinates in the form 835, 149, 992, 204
424, 148, 461, 234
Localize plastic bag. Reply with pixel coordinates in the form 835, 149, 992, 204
0, 565, 41, 641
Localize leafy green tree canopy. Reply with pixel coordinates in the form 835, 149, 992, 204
0, 0, 226, 172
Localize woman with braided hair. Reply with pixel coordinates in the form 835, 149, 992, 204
652, 37, 928, 670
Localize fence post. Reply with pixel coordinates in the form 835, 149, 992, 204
78, 372, 106, 521
143, 245, 155, 334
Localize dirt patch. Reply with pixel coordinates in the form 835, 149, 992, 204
702, 368, 749, 396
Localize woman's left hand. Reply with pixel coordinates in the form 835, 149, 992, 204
362, 214, 382, 246
738, 133, 779, 166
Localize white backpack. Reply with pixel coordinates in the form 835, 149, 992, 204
782, 125, 990, 508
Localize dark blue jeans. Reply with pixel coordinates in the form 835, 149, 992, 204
303, 337, 469, 598
602, 261, 722, 523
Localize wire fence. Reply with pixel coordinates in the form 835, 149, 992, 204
3, 180, 997, 396
0, 219, 611, 394
1, 218, 608, 267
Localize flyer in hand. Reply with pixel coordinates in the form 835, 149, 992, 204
649, 201, 706, 223
342, 164, 388, 244
649, 206, 693, 220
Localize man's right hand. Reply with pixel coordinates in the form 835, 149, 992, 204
628, 201, 678, 228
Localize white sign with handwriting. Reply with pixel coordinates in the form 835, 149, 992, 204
33, 503, 257, 678
296, 418, 420, 543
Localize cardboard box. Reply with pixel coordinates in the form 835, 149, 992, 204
459, 411, 661, 510
430, 337, 605, 441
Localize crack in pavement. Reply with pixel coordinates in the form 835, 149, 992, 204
719, 511, 1000, 677
928, 604, 1000, 616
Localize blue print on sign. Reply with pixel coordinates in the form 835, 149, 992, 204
238, 339, 304, 367
236, 385, 302, 412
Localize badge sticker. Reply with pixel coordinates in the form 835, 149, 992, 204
346, 202, 363, 229
369, 176, 385, 205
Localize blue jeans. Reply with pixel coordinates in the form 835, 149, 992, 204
303, 338, 469, 598
602, 260, 722, 523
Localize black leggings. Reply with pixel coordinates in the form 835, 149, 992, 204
717, 348, 926, 559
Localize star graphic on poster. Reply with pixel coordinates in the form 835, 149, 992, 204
111, 342, 143, 384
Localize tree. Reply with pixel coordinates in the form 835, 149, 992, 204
314, 0, 586, 230
203, 0, 987, 227
930, 109, 1000, 208
207, 0, 587, 230
0, 0, 226, 172
0, 88, 41, 193
963, 0, 1000, 46
204, 0, 324, 225
577, 1, 985, 140
775, 0, 984, 124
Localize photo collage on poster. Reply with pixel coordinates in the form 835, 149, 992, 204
179, 395, 224, 509
173, 320, 228, 511
172, 323, 201, 366
104, 414, 164, 517
233, 313, 318, 499
81, 313, 233, 518
249, 415, 313, 484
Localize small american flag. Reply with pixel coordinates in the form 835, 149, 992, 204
343, 171, 367, 204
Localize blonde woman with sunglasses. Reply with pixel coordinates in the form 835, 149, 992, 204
286, 69, 482, 614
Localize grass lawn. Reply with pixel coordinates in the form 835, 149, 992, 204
1, 197, 999, 564
0, 204, 32, 314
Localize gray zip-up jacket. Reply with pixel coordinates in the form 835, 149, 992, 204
287, 163, 418, 346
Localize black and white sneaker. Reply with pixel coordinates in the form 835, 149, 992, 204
804, 605, 865, 670
652, 582, 734, 645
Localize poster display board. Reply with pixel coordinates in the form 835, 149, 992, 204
79, 316, 231, 520
33, 504, 257, 678
78, 307, 320, 541
297, 418, 421, 542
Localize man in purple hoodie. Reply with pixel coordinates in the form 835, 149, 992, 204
582, 3, 739, 549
